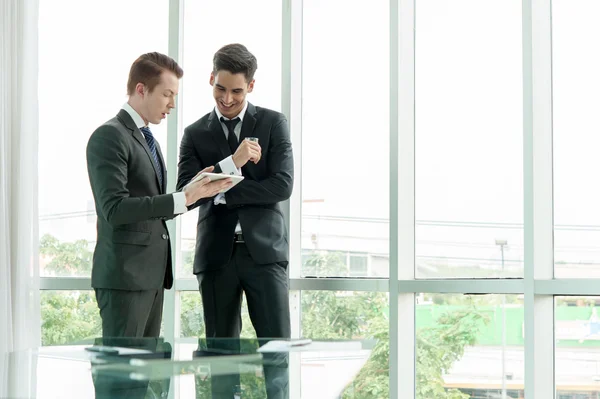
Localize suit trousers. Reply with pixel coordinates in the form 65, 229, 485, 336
95, 288, 164, 338
197, 241, 291, 399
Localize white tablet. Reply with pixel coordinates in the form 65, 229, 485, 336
190, 172, 244, 193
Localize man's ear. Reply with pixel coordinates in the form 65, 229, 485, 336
136, 82, 146, 97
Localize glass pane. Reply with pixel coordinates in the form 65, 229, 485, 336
301, 291, 389, 398
41, 290, 166, 345
38, 0, 168, 277
301, 0, 390, 278
180, 291, 256, 338
415, 0, 523, 278
552, 1, 600, 278
179, 0, 282, 277
416, 294, 524, 398
40, 291, 101, 346
555, 296, 600, 398
349, 254, 369, 277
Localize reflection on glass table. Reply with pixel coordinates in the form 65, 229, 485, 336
1, 337, 375, 399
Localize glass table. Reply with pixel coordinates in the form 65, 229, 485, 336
1, 337, 375, 398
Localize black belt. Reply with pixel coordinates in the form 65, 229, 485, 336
233, 232, 244, 243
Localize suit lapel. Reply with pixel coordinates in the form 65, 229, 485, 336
117, 109, 164, 192
208, 110, 232, 158
239, 102, 257, 143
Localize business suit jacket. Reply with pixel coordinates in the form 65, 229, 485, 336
86, 109, 175, 291
176, 102, 294, 274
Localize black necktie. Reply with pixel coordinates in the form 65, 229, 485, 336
221, 117, 241, 154
140, 126, 163, 189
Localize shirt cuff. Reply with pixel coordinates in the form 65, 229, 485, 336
218, 156, 242, 176
214, 193, 226, 205
173, 192, 188, 214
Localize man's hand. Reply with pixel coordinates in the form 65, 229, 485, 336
232, 139, 261, 168
183, 166, 233, 205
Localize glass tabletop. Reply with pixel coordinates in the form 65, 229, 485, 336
1, 337, 376, 399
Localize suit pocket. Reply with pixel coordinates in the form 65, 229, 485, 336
112, 230, 151, 246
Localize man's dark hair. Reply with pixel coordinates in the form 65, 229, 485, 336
212, 44, 258, 83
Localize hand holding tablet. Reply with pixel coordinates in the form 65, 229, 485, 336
190, 172, 244, 192
183, 167, 243, 205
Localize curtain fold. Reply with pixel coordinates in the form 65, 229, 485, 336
1, 0, 41, 396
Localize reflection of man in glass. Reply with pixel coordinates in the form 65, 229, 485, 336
177, 43, 294, 398
90, 337, 172, 399
193, 337, 289, 399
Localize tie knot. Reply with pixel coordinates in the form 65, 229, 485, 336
220, 117, 241, 132
140, 126, 153, 138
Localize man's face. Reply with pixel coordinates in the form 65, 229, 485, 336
210, 70, 254, 119
142, 70, 179, 125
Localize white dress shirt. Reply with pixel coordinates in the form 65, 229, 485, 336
213, 101, 248, 233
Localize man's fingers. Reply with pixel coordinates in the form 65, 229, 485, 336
249, 149, 261, 161
203, 179, 232, 194
196, 177, 211, 186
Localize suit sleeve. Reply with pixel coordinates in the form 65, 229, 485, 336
176, 127, 222, 210
86, 126, 176, 226
224, 116, 294, 206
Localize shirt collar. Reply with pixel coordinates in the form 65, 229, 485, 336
122, 102, 147, 129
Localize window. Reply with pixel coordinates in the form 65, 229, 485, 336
301, 291, 389, 398
416, 294, 524, 398
415, 0, 523, 278
300, 0, 390, 278
552, 0, 600, 278
33, 1, 589, 398
40, 291, 101, 345
556, 297, 600, 398
38, 0, 169, 277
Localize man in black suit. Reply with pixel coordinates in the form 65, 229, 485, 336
176, 44, 293, 397
87, 52, 232, 338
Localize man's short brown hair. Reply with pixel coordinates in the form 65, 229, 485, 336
127, 52, 183, 95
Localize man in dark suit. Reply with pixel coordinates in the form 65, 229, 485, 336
87, 52, 232, 338
176, 44, 293, 397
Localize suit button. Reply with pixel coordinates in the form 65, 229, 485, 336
162, 234, 168, 240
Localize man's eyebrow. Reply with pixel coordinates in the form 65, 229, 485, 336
216, 83, 244, 91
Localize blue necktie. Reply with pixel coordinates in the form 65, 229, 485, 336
140, 126, 163, 189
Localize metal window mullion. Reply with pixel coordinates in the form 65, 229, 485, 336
283, 0, 303, 398
525, 0, 555, 397
39, 277, 91, 290
391, 0, 416, 397
535, 279, 600, 295
166, 1, 183, 398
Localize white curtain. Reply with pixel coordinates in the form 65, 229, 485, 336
1, 0, 41, 396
